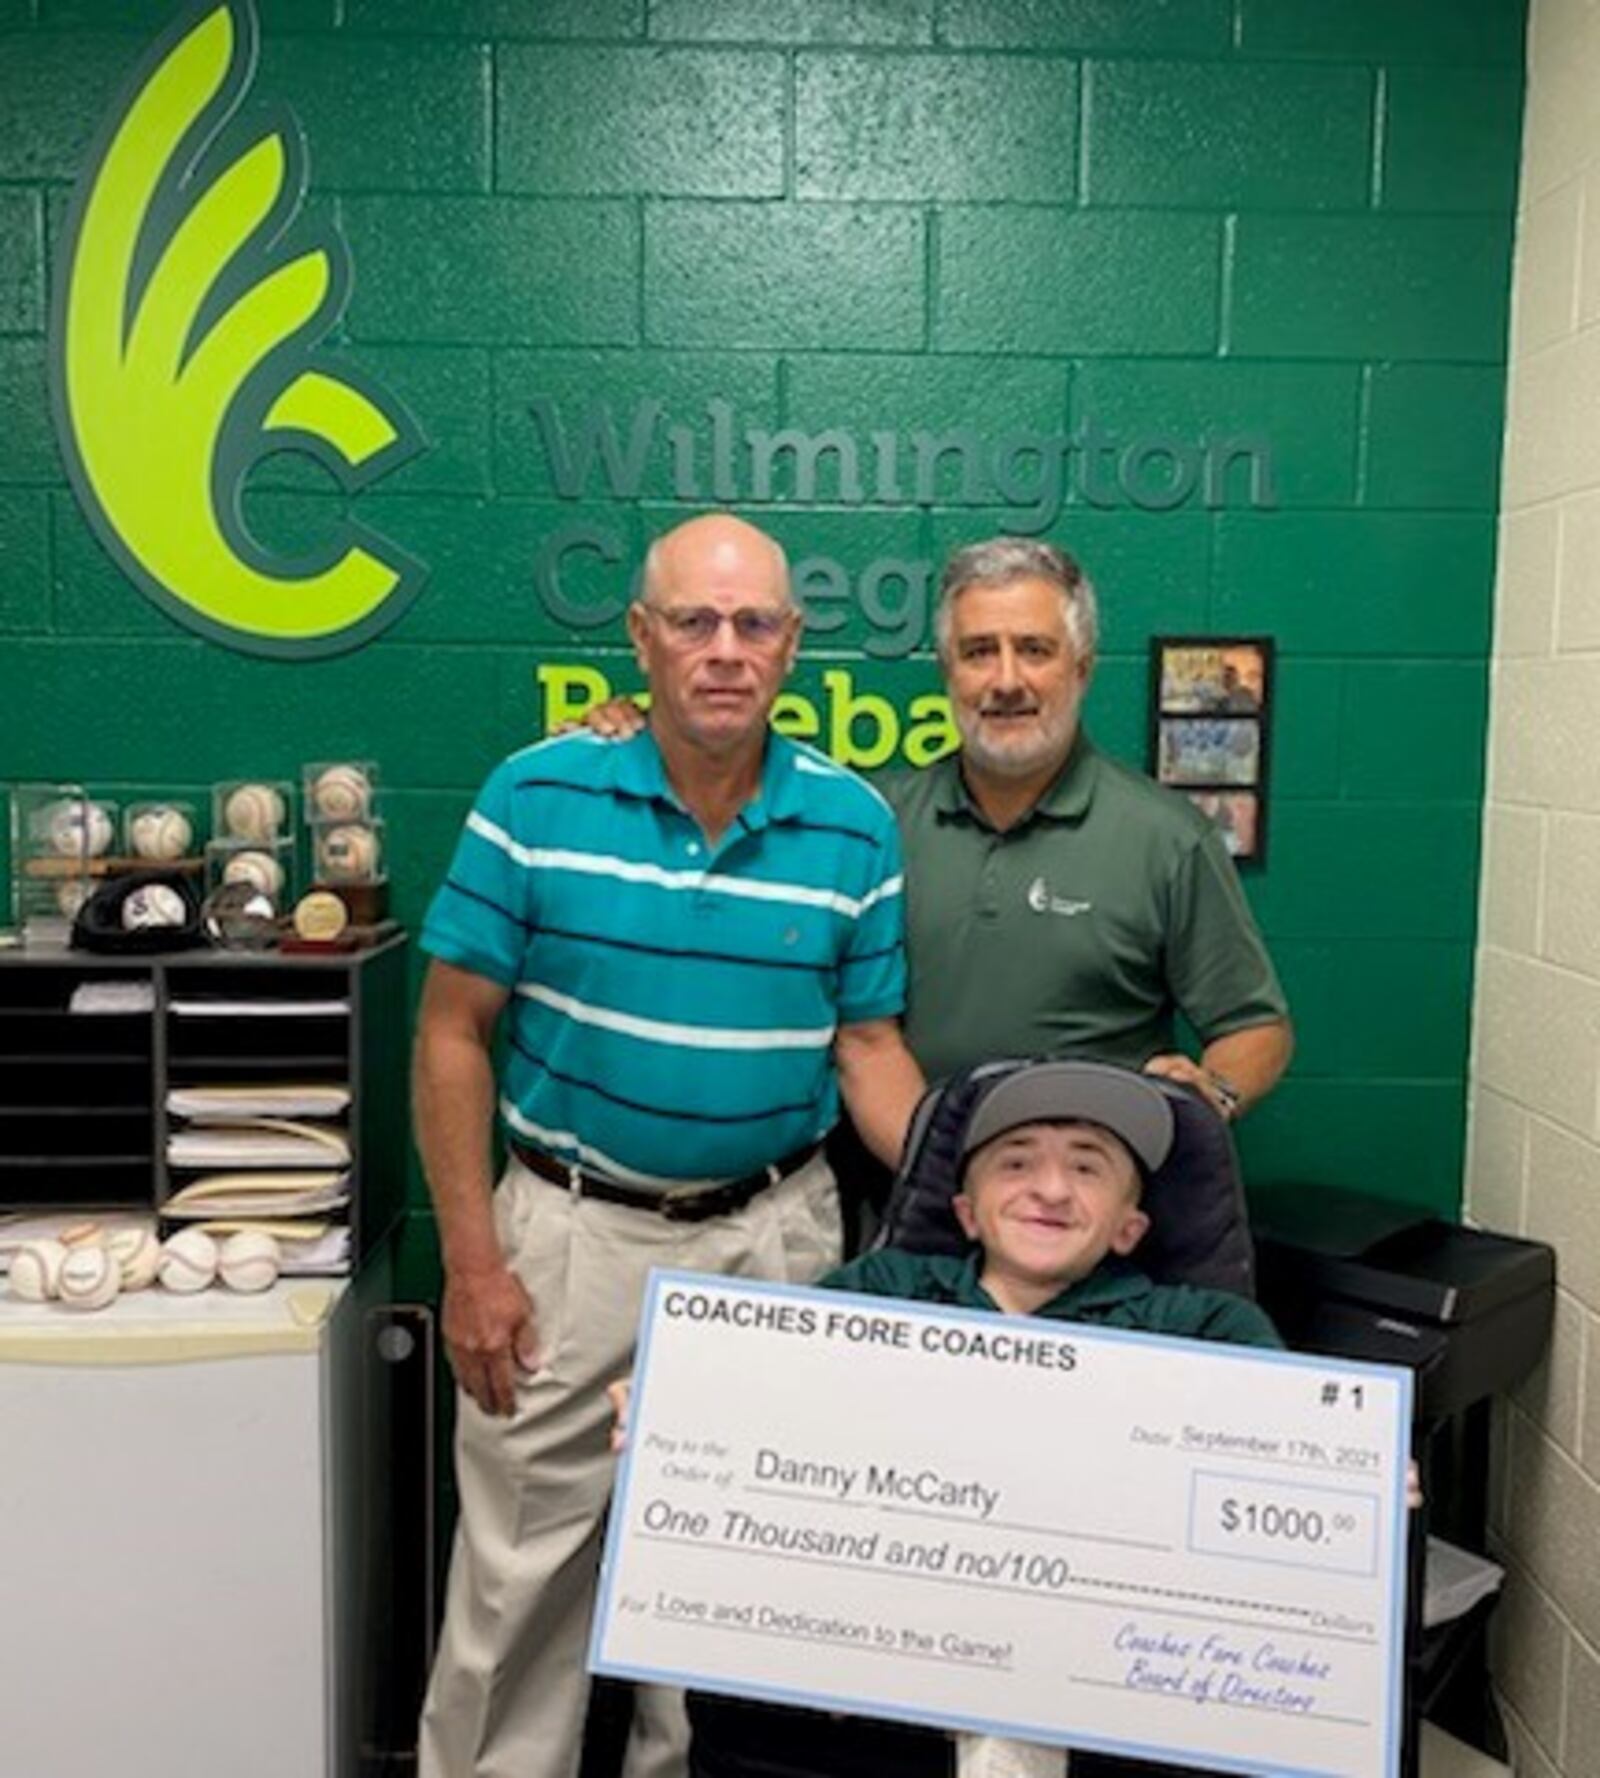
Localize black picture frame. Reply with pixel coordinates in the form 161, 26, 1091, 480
1148, 637, 1275, 866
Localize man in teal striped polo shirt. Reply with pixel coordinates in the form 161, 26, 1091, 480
414, 513, 925, 1778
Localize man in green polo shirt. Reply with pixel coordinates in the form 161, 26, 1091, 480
889, 536, 1290, 1123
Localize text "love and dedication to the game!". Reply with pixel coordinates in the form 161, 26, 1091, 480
591, 1274, 1413, 1778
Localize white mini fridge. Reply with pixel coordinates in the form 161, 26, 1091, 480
0, 1268, 397, 1778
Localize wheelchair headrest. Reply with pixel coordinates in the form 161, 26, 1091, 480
873, 1057, 1255, 1299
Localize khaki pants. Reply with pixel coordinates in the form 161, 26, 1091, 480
419, 1150, 843, 1778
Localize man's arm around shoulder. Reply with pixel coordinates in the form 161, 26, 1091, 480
414, 958, 535, 1418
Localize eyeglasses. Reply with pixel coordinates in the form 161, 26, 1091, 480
641, 604, 795, 650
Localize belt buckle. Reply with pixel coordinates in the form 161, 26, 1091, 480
658, 1183, 710, 1222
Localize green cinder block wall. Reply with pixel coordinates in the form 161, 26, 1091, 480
0, 0, 1525, 1218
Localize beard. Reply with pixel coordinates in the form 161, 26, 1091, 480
955, 696, 1079, 781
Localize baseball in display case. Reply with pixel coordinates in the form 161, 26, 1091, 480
124, 800, 199, 864
8, 784, 118, 940
206, 835, 295, 913
213, 778, 294, 845
303, 760, 379, 825
312, 818, 386, 887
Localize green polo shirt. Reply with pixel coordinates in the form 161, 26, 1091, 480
884, 733, 1287, 1082
822, 1248, 1282, 1348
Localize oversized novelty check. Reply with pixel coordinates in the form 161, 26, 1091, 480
591, 1272, 1413, 1778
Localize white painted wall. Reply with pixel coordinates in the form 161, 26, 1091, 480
1471, 3, 1600, 1770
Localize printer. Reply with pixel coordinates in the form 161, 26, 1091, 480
1249, 1184, 1554, 1422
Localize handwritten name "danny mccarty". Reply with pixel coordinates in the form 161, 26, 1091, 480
754, 1446, 1000, 1520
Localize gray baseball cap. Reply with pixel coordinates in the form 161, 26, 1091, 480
961, 1061, 1176, 1176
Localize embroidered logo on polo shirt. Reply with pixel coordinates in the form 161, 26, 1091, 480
1026, 877, 1093, 917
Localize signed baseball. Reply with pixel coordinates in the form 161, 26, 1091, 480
45, 799, 113, 859
222, 782, 286, 841
8, 1239, 68, 1302
158, 1229, 218, 1294
129, 806, 193, 861
310, 764, 372, 821
223, 849, 286, 899
317, 824, 379, 882
122, 883, 188, 930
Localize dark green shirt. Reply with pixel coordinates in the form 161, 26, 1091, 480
822, 1248, 1282, 1349
885, 734, 1288, 1081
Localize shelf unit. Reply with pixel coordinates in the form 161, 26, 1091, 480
0, 935, 409, 1262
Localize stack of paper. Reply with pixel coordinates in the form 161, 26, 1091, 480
166, 1118, 351, 1169
166, 1084, 351, 1120
162, 1079, 358, 1279
69, 981, 157, 1015
163, 1172, 351, 1219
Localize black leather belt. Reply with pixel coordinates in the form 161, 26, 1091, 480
509, 1138, 821, 1223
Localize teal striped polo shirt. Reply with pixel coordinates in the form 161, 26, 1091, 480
421, 729, 906, 1189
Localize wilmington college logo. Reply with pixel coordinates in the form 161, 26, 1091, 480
50, 0, 427, 657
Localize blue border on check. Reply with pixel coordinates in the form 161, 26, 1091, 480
589, 1268, 1415, 1778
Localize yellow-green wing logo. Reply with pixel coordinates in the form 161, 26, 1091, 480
50, 0, 428, 658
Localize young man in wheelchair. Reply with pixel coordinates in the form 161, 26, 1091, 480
624, 1059, 1285, 1778
817, 1059, 1279, 1347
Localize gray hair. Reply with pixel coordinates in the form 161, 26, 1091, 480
935, 537, 1098, 660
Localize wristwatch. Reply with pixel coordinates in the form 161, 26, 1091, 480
1204, 1069, 1243, 1120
